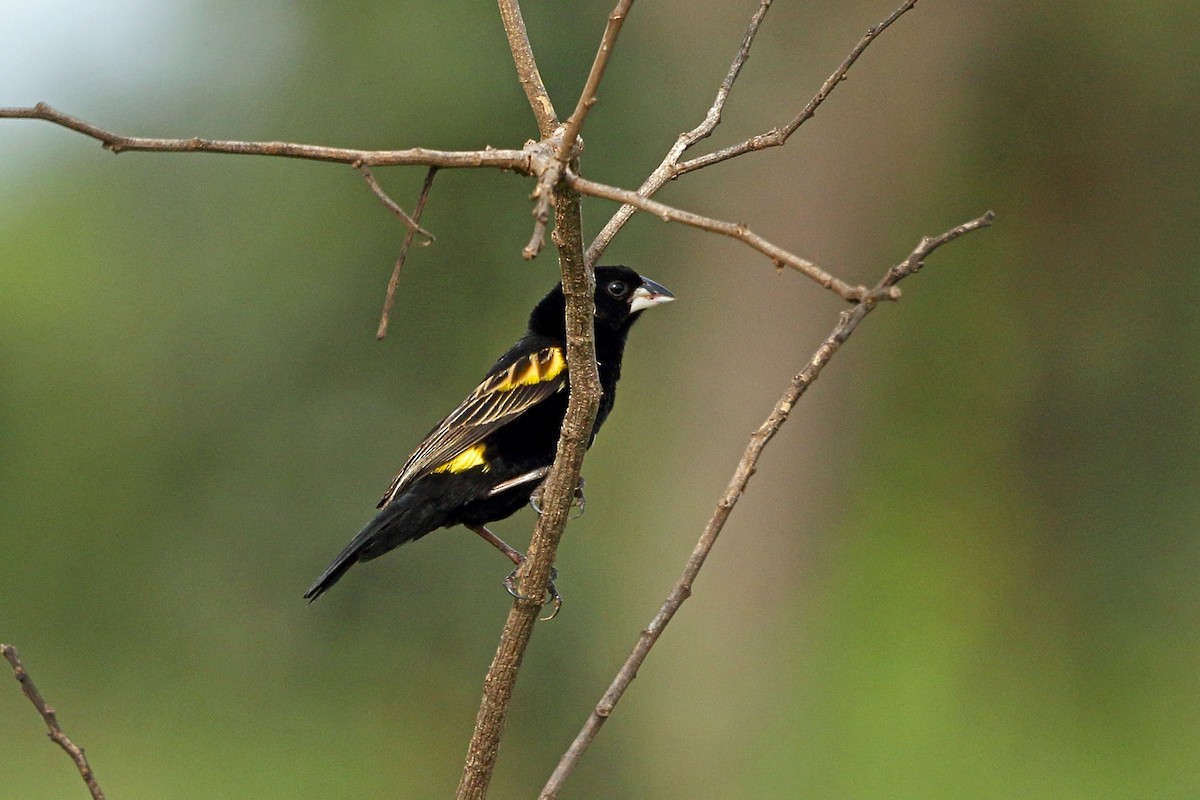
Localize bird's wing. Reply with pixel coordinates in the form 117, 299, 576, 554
377, 345, 568, 507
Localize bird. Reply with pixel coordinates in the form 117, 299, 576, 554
303, 265, 674, 609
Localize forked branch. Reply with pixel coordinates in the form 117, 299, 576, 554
539, 210, 994, 799
587, 0, 919, 263
677, 0, 920, 175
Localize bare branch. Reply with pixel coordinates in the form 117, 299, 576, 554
457, 188, 599, 800
568, 170, 891, 302
497, 0, 560, 137
554, 0, 636, 163
587, 0, 774, 264
376, 167, 439, 339
358, 165, 436, 242
2, 644, 106, 800
677, 0, 920, 175
540, 210, 994, 799
0, 104, 534, 171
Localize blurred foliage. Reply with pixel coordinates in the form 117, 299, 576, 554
2, 1, 1198, 798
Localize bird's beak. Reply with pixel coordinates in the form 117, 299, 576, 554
630, 277, 675, 313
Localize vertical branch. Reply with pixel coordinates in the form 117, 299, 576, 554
456, 185, 596, 800
497, 0, 560, 137
2, 644, 106, 800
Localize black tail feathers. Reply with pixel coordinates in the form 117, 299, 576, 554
303, 492, 442, 603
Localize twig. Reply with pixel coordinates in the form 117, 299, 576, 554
456, 189, 599, 800
569, 170, 891, 302
0, 104, 534, 171
539, 210, 995, 799
676, 0, 920, 175
523, 0, 636, 261
555, 0, 635, 164
497, 0, 560, 137
376, 167, 439, 339
358, 165, 436, 242
2, 644, 106, 800
587, 0, 773, 264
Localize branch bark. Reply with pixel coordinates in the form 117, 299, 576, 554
375, 167, 439, 339
539, 210, 995, 798
586, 0, 918, 264
0, 103, 534, 170
587, 0, 773, 264
677, 0, 920, 175
570, 171, 892, 302
457, 5, 607, 800
456, 185, 596, 800
497, 0, 560, 137
2, 644, 106, 800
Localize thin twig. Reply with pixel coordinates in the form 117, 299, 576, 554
554, 0, 635, 164
0, 104, 534, 171
497, 0, 560, 137
539, 209, 994, 799
358, 165, 436, 242
587, 0, 773, 264
569, 170, 891, 302
2, 644, 106, 800
376, 167, 439, 339
677, 0, 920, 175
456, 190, 599, 800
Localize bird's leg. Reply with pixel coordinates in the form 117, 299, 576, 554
466, 524, 562, 619
466, 523, 524, 566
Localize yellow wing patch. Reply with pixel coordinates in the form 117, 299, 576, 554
432, 443, 489, 474
490, 348, 566, 394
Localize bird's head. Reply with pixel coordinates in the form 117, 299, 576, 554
529, 265, 674, 338
592, 265, 675, 332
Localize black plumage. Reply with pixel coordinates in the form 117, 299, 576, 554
303, 265, 674, 603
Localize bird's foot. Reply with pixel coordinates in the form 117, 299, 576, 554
529, 475, 586, 519
505, 565, 562, 621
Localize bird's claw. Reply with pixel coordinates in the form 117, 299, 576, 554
571, 477, 586, 519
529, 476, 586, 519
504, 566, 562, 621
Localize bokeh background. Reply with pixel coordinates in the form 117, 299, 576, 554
2, 1, 1197, 798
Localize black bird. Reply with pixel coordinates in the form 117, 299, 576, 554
303, 265, 674, 606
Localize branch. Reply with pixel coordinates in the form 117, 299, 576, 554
676, 0, 920, 175
554, 0, 635, 163
540, 210, 995, 799
456, 187, 598, 800
497, 0, 560, 137
358, 165, 436, 242
586, 0, 918, 264
2, 644, 106, 800
587, 0, 773, 264
523, 0, 636, 260
458, 6, 613, 792
376, 167, 440, 339
0, 104, 535, 170
569, 170, 893, 302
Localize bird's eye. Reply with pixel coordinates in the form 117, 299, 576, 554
606, 280, 628, 297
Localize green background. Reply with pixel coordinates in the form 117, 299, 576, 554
2, 2, 1196, 798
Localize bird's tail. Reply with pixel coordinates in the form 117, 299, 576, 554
303, 496, 440, 603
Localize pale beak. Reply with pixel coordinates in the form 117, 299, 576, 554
629, 277, 675, 313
